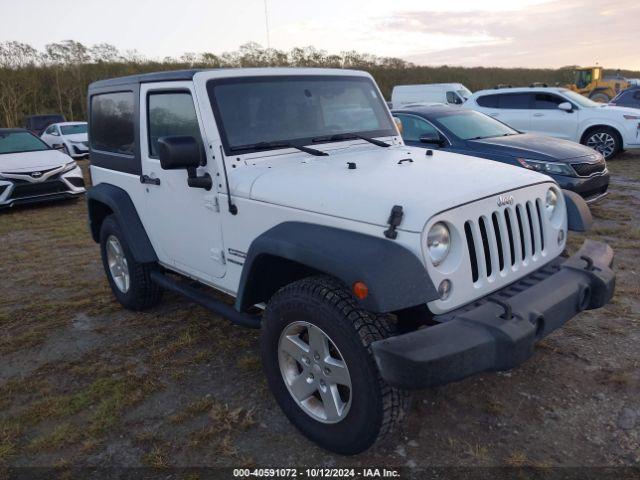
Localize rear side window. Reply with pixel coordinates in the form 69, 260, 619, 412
147, 92, 202, 158
497, 93, 532, 109
533, 93, 565, 109
90, 92, 135, 155
477, 94, 499, 108
634, 91, 640, 100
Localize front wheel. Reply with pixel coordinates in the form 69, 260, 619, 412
261, 276, 409, 455
583, 127, 621, 160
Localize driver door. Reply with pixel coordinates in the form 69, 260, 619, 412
139, 82, 226, 282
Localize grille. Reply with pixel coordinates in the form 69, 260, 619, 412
464, 199, 546, 284
1, 166, 59, 177
9, 180, 68, 199
571, 160, 606, 177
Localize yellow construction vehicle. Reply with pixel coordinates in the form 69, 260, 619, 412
567, 66, 631, 103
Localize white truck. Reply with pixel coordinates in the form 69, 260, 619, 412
391, 83, 472, 108
86, 68, 615, 455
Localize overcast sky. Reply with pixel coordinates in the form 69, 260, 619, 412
2, 0, 638, 69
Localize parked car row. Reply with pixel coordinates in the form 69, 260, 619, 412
391, 83, 640, 161
392, 106, 609, 203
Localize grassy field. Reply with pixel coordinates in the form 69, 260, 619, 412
0, 153, 639, 469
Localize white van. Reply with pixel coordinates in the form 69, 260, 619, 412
391, 83, 472, 108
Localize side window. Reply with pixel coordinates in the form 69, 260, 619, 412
446, 91, 461, 105
90, 92, 135, 155
396, 115, 439, 142
44, 126, 54, 135
147, 91, 202, 158
476, 94, 499, 108
498, 93, 532, 109
634, 91, 640, 100
533, 93, 565, 109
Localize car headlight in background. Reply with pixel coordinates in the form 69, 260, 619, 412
517, 158, 575, 176
62, 161, 78, 173
426, 222, 451, 266
545, 188, 558, 218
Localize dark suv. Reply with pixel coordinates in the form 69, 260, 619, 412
609, 87, 640, 109
24, 114, 66, 136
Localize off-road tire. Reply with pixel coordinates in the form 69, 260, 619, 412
589, 92, 610, 103
261, 275, 410, 455
99, 215, 162, 310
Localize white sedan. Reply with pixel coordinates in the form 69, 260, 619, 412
0, 128, 85, 209
41, 121, 89, 158
464, 87, 640, 159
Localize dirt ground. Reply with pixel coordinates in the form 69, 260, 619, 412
0, 153, 639, 471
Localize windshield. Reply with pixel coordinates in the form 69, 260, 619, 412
0, 131, 50, 154
560, 90, 600, 108
434, 110, 518, 140
61, 124, 87, 135
207, 75, 396, 154
458, 87, 472, 100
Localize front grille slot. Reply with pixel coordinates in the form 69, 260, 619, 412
571, 161, 605, 177
464, 197, 547, 284
9, 180, 67, 199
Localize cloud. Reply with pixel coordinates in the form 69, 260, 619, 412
381, 0, 640, 69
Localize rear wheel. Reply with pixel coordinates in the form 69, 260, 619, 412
589, 92, 610, 103
261, 276, 409, 455
99, 215, 162, 310
582, 127, 621, 160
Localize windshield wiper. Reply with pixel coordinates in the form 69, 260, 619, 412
230, 141, 328, 156
312, 133, 390, 148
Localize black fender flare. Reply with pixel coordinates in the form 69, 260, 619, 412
562, 189, 592, 232
235, 222, 438, 313
86, 183, 158, 263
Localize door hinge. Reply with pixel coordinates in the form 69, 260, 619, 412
204, 195, 220, 212
210, 248, 226, 264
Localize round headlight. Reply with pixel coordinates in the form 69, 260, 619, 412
427, 222, 451, 266
545, 188, 558, 218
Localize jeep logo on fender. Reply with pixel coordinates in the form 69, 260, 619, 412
497, 195, 514, 207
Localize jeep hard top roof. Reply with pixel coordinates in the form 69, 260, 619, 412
89, 68, 371, 90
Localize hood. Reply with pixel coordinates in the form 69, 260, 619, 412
64, 133, 88, 143
232, 145, 551, 233
596, 104, 640, 115
470, 133, 596, 162
0, 149, 70, 173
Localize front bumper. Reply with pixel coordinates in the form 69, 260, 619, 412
372, 240, 615, 389
555, 172, 610, 204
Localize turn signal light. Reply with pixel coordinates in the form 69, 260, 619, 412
352, 281, 369, 300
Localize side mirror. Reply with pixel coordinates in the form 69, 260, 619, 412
419, 132, 444, 146
158, 136, 203, 170
157, 135, 212, 190
53, 144, 66, 151
558, 102, 573, 112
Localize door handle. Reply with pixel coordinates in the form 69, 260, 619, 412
533, 113, 545, 117
489, 113, 499, 117
140, 175, 160, 185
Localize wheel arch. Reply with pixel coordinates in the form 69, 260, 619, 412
235, 222, 438, 314
87, 183, 158, 263
580, 124, 623, 145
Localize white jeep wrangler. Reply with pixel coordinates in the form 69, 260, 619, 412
87, 68, 615, 455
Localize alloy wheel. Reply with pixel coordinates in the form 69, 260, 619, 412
278, 321, 352, 424
106, 235, 130, 293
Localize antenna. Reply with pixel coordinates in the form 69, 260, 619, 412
263, 0, 271, 49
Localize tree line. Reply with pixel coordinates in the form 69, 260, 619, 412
1, 40, 638, 128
